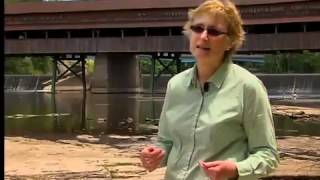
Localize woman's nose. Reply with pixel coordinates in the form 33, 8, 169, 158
200, 29, 209, 40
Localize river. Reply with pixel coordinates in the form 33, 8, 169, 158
5, 92, 320, 137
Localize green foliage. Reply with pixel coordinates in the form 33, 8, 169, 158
139, 51, 320, 75
85, 58, 95, 75
5, 0, 42, 4
6, 52, 318, 75
31, 56, 52, 74
5, 56, 95, 75
235, 61, 264, 73
5, 56, 52, 75
139, 58, 176, 75
262, 51, 320, 73
5, 57, 34, 75
139, 57, 193, 75
139, 58, 152, 74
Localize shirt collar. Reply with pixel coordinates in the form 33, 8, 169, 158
187, 58, 232, 89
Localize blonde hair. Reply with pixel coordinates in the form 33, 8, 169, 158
183, 0, 245, 56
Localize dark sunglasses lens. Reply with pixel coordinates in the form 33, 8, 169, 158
191, 25, 225, 36
191, 26, 205, 33
207, 28, 222, 36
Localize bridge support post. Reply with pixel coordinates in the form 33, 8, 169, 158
80, 55, 87, 130
91, 53, 141, 93
90, 53, 141, 134
175, 55, 181, 73
51, 56, 57, 94
150, 55, 156, 96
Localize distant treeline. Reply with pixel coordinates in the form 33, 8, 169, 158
5, 0, 41, 4
4, 56, 95, 75
4, 51, 320, 75
140, 51, 320, 74
5, 56, 53, 75
262, 51, 320, 73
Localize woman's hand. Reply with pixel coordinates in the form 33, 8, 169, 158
199, 160, 239, 180
140, 146, 165, 172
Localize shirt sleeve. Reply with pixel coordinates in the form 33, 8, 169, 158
235, 79, 280, 179
155, 80, 173, 167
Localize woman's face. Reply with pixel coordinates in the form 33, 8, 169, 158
189, 14, 232, 63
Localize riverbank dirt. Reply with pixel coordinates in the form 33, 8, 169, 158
5, 135, 320, 179
5, 105, 320, 180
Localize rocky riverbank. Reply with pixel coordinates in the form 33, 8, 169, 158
5, 105, 320, 180
272, 105, 320, 122
5, 134, 320, 180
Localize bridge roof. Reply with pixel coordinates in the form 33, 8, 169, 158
5, 0, 311, 14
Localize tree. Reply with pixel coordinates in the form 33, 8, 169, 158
5, 57, 34, 74
5, 56, 52, 75
262, 51, 320, 73
5, 0, 42, 4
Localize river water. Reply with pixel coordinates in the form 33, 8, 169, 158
4, 92, 320, 137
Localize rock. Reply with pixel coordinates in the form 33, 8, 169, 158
76, 134, 100, 143
131, 136, 148, 141
292, 111, 305, 115
107, 134, 131, 140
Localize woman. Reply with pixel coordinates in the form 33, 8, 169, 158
140, 0, 279, 179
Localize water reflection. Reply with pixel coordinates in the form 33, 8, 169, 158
4, 92, 320, 137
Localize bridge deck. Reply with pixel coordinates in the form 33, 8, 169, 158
4, 0, 320, 53
5, 32, 320, 55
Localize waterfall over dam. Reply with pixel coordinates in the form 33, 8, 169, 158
5, 74, 320, 100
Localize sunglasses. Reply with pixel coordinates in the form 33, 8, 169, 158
190, 25, 227, 37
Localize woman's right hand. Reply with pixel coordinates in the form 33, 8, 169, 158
140, 146, 165, 172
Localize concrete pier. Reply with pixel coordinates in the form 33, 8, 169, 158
91, 53, 141, 93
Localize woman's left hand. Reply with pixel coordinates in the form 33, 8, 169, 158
199, 160, 238, 180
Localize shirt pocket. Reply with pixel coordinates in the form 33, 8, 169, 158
198, 97, 243, 140
207, 96, 241, 124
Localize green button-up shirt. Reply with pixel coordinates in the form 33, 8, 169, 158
155, 60, 279, 180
